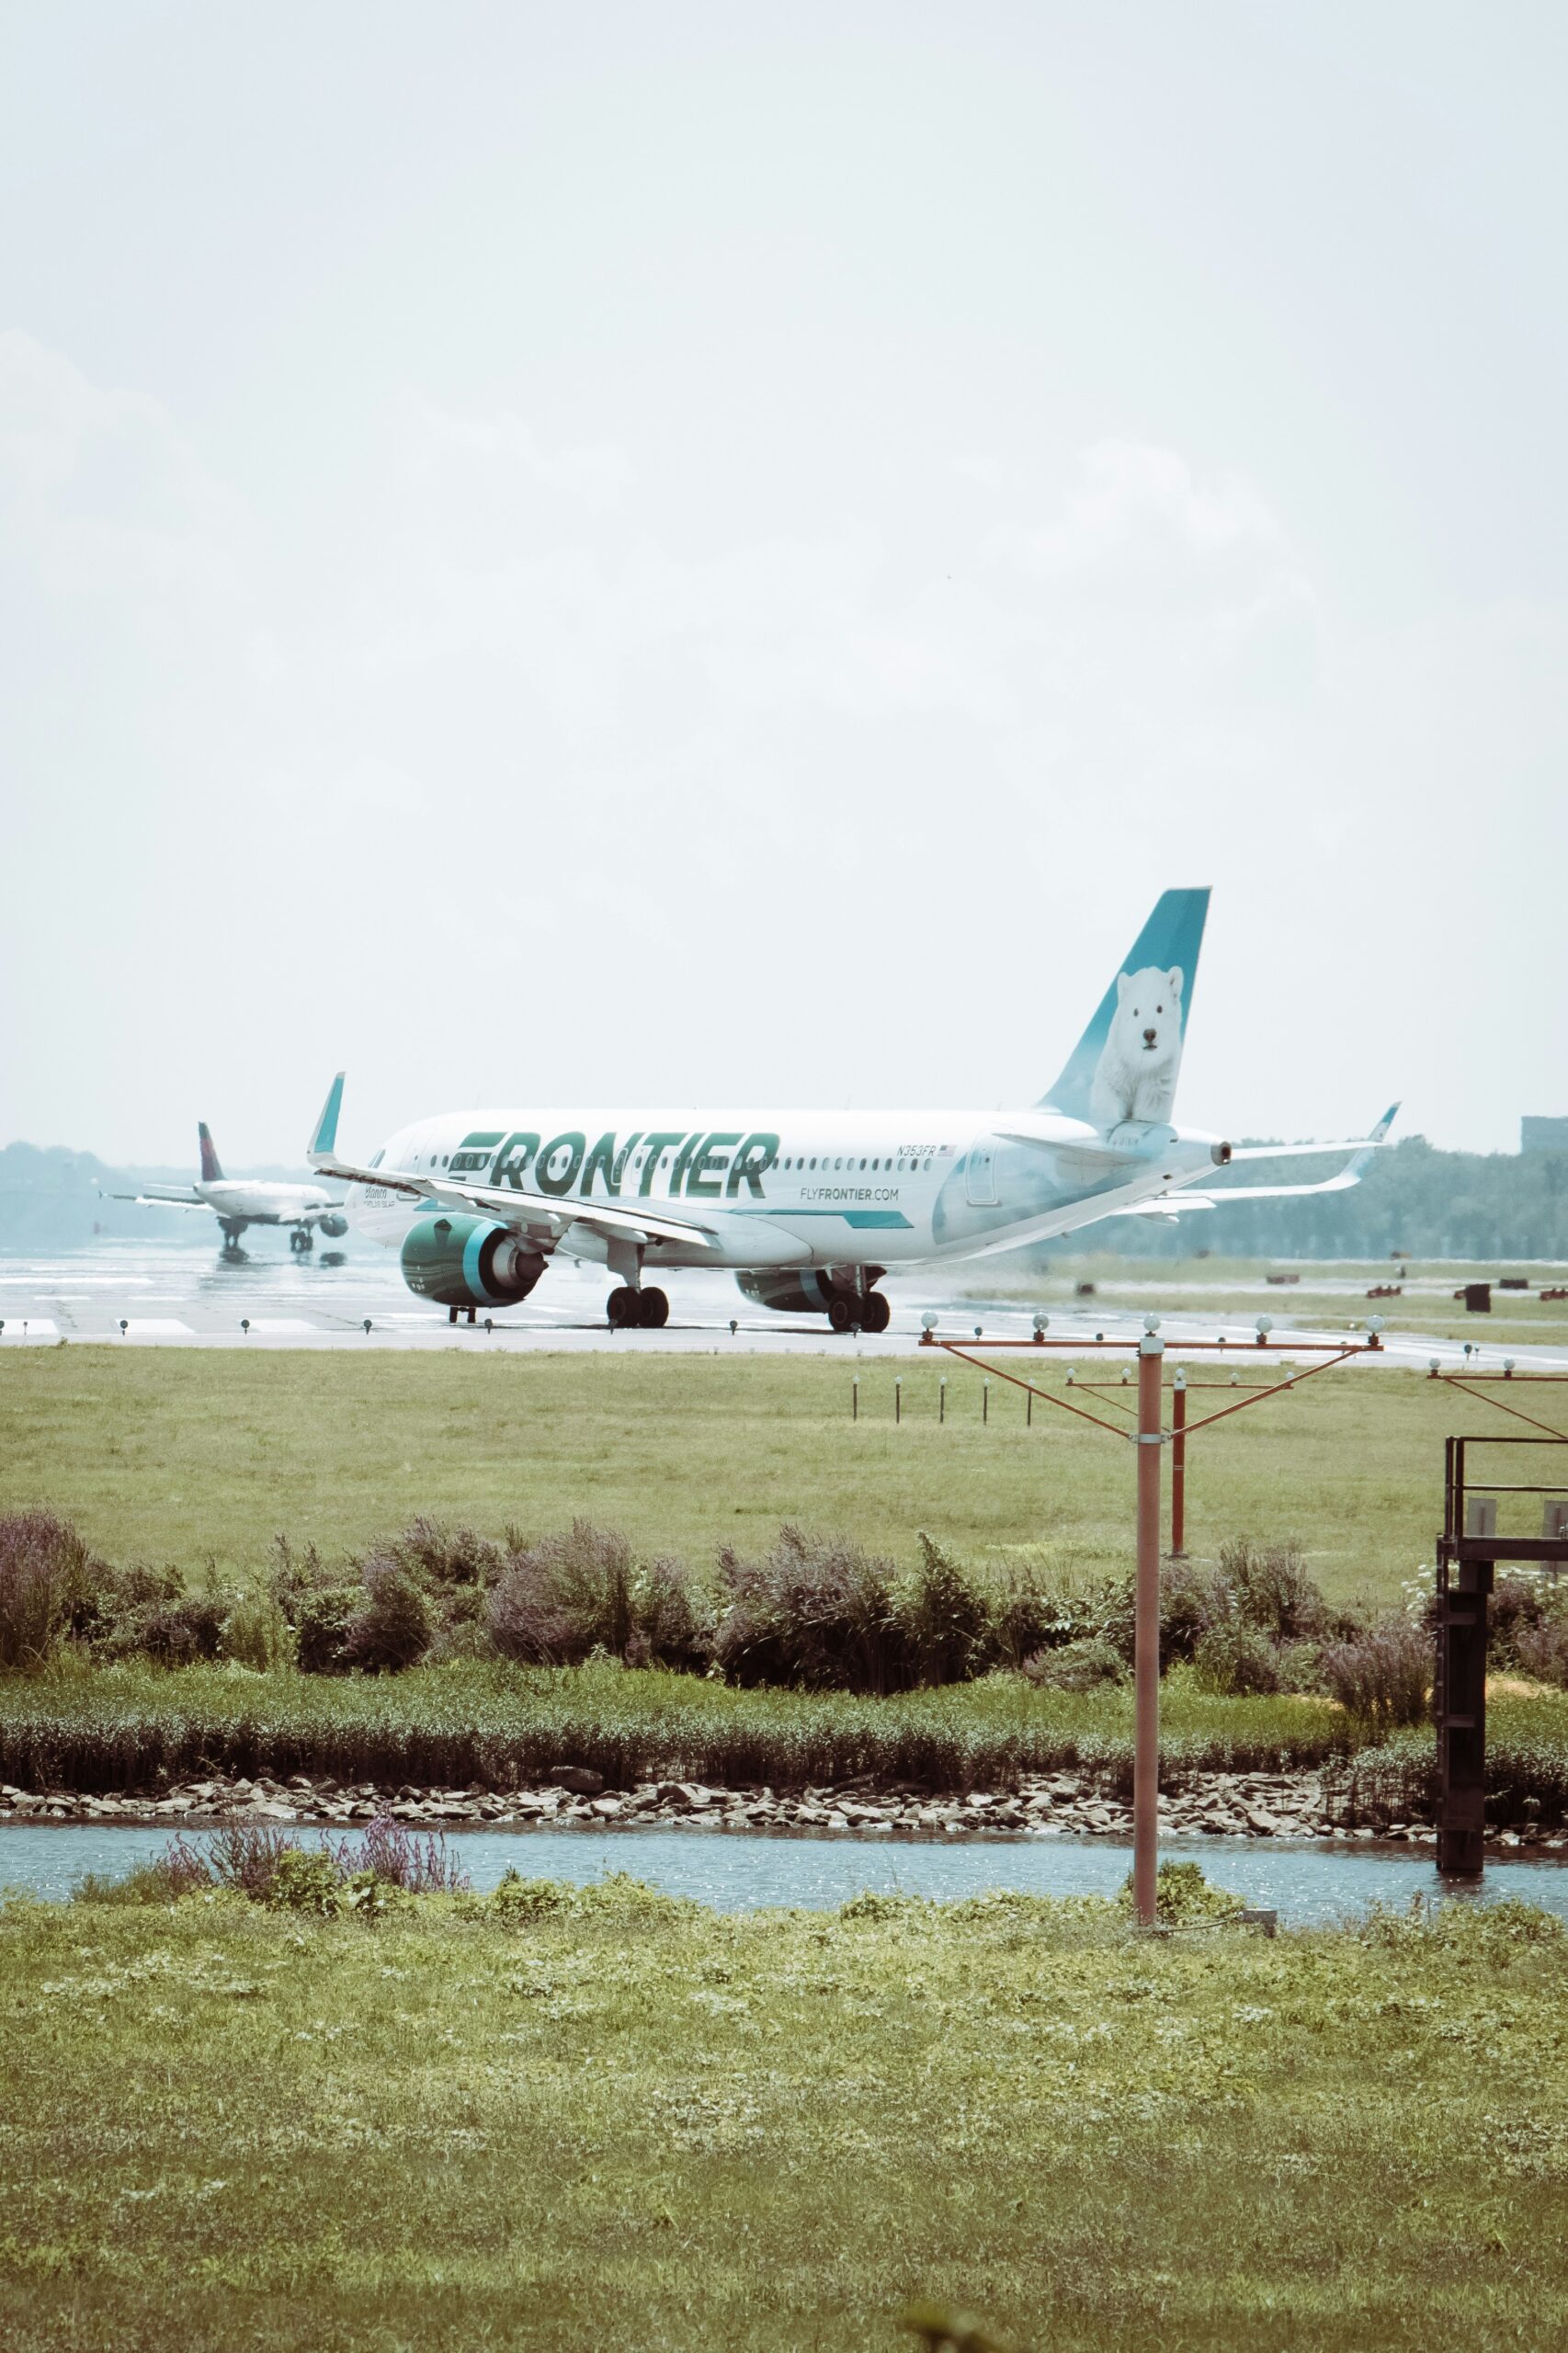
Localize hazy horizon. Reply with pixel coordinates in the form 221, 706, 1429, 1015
3, 4, 1564, 1163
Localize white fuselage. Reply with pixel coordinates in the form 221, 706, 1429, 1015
348, 1108, 1221, 1272
197, 1179, 336, 1225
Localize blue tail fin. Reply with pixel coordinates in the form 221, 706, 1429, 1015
1038, 888, 1210, 1127
198, 1122, 224, 1183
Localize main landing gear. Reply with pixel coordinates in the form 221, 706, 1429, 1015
290, 1226, 314, 1254
608, 1286, 669, 1330
828, 1290, 891, 1335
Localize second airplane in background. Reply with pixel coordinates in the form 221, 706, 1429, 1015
108, 1123, 349, 1256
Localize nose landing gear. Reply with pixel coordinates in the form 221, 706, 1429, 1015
607, 1285, 670, 1329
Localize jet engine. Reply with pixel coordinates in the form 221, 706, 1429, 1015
736, 1267, 889, 1331
401, 1215, 546, 1309
317, 1213, 349, 1239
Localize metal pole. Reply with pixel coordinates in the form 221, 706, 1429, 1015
1133, 1332, 1165, 1927
1171, 1373, 1187, 1557
853, 1377, 858, 1423
895, 1378, 902, 1426
983, 1379, 989, 1426
939, 1378, 946, 1425
1027, 1386, 1032, 1427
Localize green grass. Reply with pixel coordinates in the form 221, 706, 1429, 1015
0, 1347, 1505, 1605
0, 1661, 1358, 1793
3, 1881, 1566, 2350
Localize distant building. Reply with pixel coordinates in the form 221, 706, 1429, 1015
1522, 1117, 1568, 1153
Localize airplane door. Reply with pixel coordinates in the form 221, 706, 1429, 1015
966, 1140, 998, 1207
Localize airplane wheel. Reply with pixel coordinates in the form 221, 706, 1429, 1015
863, 1292, 891, 1334
638, 1287, 669, 1328
607, 1287, 636, 1327
828, 1295, 855, 1334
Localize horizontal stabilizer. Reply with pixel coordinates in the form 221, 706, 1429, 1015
1111, 1103, 1398, 1217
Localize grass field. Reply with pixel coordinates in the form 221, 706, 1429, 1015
3, 1881, 1565, 2352
0, 1347, 1511, 1606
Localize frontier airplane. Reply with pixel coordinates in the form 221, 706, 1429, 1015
308, 889, 1394, 1330
108, 1123, 349, 1256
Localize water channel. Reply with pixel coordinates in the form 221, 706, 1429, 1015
4, 1821, 1567, 1925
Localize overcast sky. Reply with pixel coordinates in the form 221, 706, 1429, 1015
2, 2, 1563, 1165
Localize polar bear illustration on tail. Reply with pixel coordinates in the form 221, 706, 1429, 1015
1089, 965, 1186, 1128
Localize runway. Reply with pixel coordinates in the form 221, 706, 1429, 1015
3, 1235, 1566, 1370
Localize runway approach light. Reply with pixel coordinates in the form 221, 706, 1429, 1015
1255, 1315, 1274, 1337
1430, 1358, 1441, 1373
240, 1319, 250, 1336
119, 1319, 128, 1336
1366, 1314, 1385, 1335
1142, 1313, 1161, 1336
1032, 1312, 1050, 1334
1505, 1358, 1516, 1375
921, 1311, 938, 1332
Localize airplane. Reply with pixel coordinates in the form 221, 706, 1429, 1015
106, 1122, 349, 1256
305, 889, 1395, 1330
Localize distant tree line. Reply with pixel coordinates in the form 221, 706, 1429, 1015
1039, 1135, 1568, 1263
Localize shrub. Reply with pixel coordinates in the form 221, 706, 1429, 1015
327, 1814, 471, 1893
295, 1586, 360, 1676
267, 1534, 329, 1626
1008, 1564, 1135, 1662
1191, 1622, 1282, 1698
895, 1535, 994, 1687
343, 1562, 434, 1674
713, 1526, 907, 1694
1022, 1637, 1126, 1692
1158, 1557, 1229, 1665
491, 1521, 638, 1663
1118, 1859, 1244, 1924
142, 1815, 470, 1911
222, 1587, 295, 1673
376, 1517, 507, 1592
1320, 1617, 1429, 1732
987, 1566, 1057, 1670
1489, 1574, 1555, 1666
1515, 1620, 1568, 1689
1218, 1539, 1326, 1641
488, 1522, 710, 1670
0, 1512, 99, 1671
122, 1595, 227, 1667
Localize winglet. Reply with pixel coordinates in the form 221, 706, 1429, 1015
308, 1072, 346, 1166
1345, 1100, 1400, 1181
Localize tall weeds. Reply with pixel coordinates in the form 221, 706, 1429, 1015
0, 1513, 97, 1672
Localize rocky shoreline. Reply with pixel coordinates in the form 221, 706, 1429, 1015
0, 1763, 1535, 1846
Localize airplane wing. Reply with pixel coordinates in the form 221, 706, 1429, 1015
100, 1186, 207, 1209
304, 1074, 720, 1255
